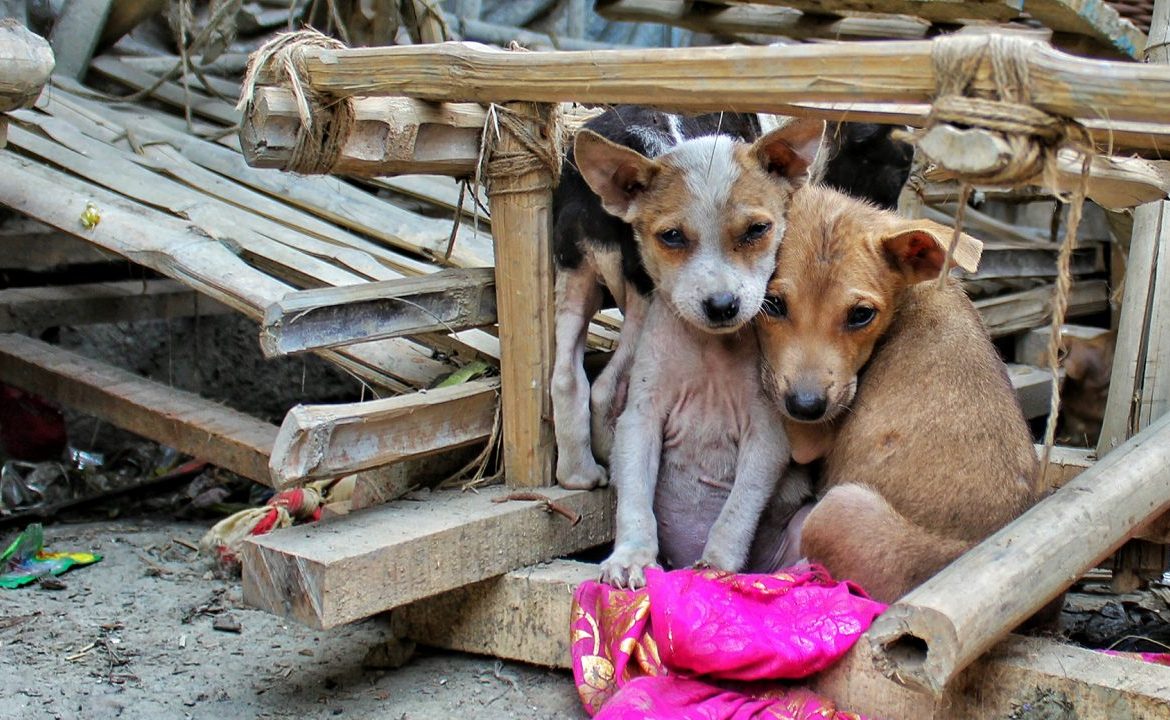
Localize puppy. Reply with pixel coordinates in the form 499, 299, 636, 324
552, 107, 760, 490
755, 184, 1040, 603
574, 119, 825, 587
1058, 330, 1115, 446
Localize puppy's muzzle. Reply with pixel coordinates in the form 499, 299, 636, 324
785, 388, 828, 422
702, 292, 741, 324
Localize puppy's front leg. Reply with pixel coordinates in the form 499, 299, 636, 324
599, 373, 663, 589
590, 288, 648, 463
700, 401, 794, 572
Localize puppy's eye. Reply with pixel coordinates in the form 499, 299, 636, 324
658, 228, 686, 248
761, 295, 787, 319
846, 305, 877, 329
742, 221, 772, 243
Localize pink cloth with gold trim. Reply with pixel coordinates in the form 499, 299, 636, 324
571, 566, 886, 719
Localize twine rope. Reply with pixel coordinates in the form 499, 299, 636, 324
921, 33, 1096, 482
237, 29, 356, 175
479, 103, 564, 197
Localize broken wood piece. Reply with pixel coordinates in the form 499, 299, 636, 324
0, 19, 55, 111
0, 333, 278, 484
49, 0, 113, 80
918, 124, 1013, 179
394, 559, 597, 667
974, 279, 1109, 337
245, 36, 1170, 123
1035, 444, 1094, 491
260, 267, 496, 356
0, 279, 233, 333
240, 88, 485, 176
268, 380, 499, 488
866, 410, 1170, 695
240, 485, 614, 628
491, 492, 582, 526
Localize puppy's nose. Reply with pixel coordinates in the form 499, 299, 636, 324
702, 292, 740, 323
785, 390, 828, 421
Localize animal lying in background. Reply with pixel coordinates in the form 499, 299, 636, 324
1059, 329, 1116, 447
755, 184, 1041, 603
573, 119, 826, 588
551, 108, 913, 491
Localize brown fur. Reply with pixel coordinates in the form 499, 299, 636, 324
756, 184, 1040, 603
1059, 330, 1115, 446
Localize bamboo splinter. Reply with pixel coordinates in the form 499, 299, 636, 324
866, 412, 1170, 694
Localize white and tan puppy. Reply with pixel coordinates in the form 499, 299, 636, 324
574, 120, 824, 587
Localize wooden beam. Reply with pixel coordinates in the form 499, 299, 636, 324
1006, 363, 1056, 420
0, 219, 117, 269
240, 88, 484, 177
0, 333, 277, 484
260, 267, 496, 356
0, 19, 55, 111
268, 380, 499, 488
866, 411, 1170, 694
400, 560, 1170, 718
597, 0, 933, 41
49, 0, 113, 79
487, 102, 557, 489
240, 485, 614, 628
247, 36, 1170, 122
0, 279, 233, 332
394, 559, 597, 667
975, 280, 1109, 338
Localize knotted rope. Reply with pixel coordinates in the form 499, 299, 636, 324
477, 102, 564, 197
911, 33, 1096, 480
237, 29, 356, 175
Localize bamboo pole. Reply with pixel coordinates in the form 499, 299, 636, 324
486, 102, 558, 488
865, 411, 1170, 695
247, 37, 1170, 123
239, 87, 485, 176
0, 20, 54, 112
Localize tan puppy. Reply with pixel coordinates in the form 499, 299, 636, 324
755, 184, 1040, 603
1059, 330, 1116, 446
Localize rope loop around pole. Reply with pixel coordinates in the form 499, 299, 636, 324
237, 28, 356, 175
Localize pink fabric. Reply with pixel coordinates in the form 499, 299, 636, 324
571, 565, 886, 719
1100, 650, 1170, 666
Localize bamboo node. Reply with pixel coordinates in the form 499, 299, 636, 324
237, 29, 355, 175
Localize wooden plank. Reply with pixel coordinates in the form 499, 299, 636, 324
0, 219, 118, 269
598, 0, 933, 41
248, 36, 1170, 123
88, 55, 240, 126
49, 0, 114, 79
1016, 323, 1111, 367
0, 279, 233, 332
0, 149, 430, 393
0, 20, 55, 112
975, 280, 1109, 337
240, 485, 614, 628
0, 333, 277, 484
395, 559, 597, 667
261, 267, 497, 356
401, 560, 1170, 719
1006, 363, 1056, 419
1037, 443, 1095, 490
487, 102, 557, 488
268, 380, 500, 488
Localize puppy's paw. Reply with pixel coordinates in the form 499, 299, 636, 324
557, 460, 608, 490
600, 544, 658, 589
696, 543, 748, 574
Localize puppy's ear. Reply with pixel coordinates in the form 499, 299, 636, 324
573, 130, 659, 220
752, 117, 826, 186
880, 220, 983, 284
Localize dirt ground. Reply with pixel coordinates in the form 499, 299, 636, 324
0, 519, 584, 720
